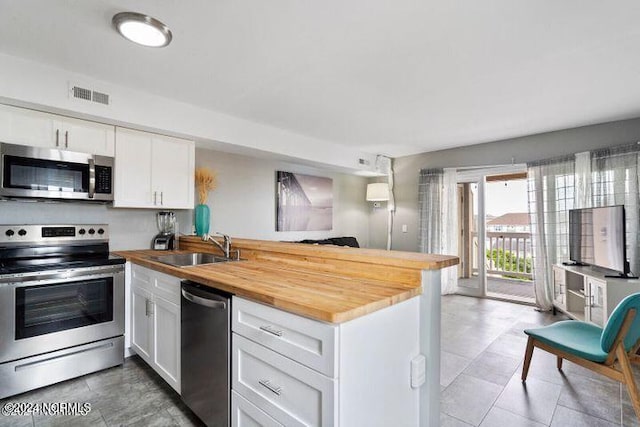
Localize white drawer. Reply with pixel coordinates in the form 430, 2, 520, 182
232, 391, 283, 427
232, 297, 338, 377
131, 264, 154, 292
131, 264, 181, 305
232, 334, 337, 427
152, 269, 181, 305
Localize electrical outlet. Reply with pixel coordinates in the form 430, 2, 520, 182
411, 354, 426, 388
402, 224, 408, 233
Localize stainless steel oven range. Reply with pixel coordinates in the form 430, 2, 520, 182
0, 224, 125, 398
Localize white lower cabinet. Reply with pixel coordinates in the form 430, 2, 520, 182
232, 391, 283, 427
153, 295, 181, 388
129, 264, 181, 393
232, 296, 421, 427
233, 334, 336, 427
131, 284, 153, 361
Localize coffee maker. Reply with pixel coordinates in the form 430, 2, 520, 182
152, 211, 176, 250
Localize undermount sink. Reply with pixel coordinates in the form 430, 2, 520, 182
150, 252, 233, 267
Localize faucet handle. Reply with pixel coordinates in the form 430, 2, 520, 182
214, 231, 231, 243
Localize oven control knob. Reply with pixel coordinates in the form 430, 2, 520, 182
88, 228, 96, 235
18, 229, 27, 236
97, 228, 105, 235
5, 229, 14, 237
78, 228, 86, 235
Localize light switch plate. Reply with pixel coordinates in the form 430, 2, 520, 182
411, 354, 426, 388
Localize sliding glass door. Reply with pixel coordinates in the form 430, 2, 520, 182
455, 166, 530, 301
457, 179, 485, 297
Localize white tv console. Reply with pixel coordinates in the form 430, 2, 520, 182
552, 264, 640, 327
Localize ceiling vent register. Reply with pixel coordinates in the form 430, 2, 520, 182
69, 84, 110, 106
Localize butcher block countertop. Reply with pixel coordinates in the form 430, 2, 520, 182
115, 236, 458, 323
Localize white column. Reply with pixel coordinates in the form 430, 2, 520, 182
420, 269, 441, 427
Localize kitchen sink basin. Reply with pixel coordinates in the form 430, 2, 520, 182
150, 252, 234, 267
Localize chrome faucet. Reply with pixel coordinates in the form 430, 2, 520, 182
202, 232, 231, 258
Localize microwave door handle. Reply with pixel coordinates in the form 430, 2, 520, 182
88, 158, 95, 199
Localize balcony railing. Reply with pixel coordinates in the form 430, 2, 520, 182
472, 231, 532, 281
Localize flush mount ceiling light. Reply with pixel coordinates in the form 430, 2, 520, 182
112, 12, 172, 47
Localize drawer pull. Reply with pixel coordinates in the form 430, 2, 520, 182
259, 379, 282, 396
259, 325, 283, 337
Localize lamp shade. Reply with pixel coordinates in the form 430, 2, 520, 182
366, 183, 389, 201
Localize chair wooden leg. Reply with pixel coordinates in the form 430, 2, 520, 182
557, 356, 563, 370
522, 337, 535, 382
617, 344, 640, 419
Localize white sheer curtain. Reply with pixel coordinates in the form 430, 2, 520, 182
527, 156, 575, 310
418, 169, 442, 254
418, 168, 457, 295
591, 144, 640, 276
575, 151, 592, 209
441, 169, 458, 294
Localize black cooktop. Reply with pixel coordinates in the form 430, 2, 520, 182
0, 224, 125, 275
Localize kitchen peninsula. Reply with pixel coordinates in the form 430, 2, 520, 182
116, 236, 458, 426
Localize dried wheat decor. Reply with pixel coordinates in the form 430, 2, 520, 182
195, 167, 217, 204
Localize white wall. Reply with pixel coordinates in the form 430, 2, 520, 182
0, 148, 370, 250
194, 148, 371, 246
0, 52, 377, 174
0, 201, 191, 251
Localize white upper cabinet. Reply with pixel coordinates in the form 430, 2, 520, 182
0, 104, 115, 156
59, 116, 115, 157
151, 134, 195, 209
114, 127, 194, 209
114, 128, 153, 207
0, 104, 57, 148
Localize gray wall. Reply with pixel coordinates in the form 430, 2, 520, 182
0, 149, 371, 250
387, 117, 640, 252
194, 148, 371, 246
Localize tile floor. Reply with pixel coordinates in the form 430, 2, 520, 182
0, 295, 638, 426
0, 355, 204, 427
440, 295, 639, 427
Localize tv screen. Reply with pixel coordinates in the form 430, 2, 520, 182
569, 205, 626, 273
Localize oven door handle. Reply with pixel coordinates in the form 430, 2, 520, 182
0, 265, 124, 285
88, 158, 95, 199
181, 289, 227, 309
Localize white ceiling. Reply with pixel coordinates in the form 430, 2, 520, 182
1, 1, 640, 158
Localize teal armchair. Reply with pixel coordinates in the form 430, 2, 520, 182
521, 293, 640, 419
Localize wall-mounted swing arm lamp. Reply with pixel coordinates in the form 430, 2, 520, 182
366, 183, 390, 208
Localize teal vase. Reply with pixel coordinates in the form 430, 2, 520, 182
195, 204, 210, 236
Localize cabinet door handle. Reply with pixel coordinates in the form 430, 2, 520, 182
259, 325, 283, 337
65, 131, 69, 148
153, 191, 157, 205
145, 299, 154, 316
259, 379, 282, 396
160, 191, 163, 205
55, 129, 60, 147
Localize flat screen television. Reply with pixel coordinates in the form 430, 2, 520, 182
568, 205, 630, 276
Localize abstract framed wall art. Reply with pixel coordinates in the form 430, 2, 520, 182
276, 171, 333, 231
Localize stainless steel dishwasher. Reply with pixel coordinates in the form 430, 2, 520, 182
181, 281, 231, 427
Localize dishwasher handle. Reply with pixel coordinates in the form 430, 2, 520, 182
181, 288, 227, 309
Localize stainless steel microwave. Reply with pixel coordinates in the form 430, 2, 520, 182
0, 143, 114, 202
